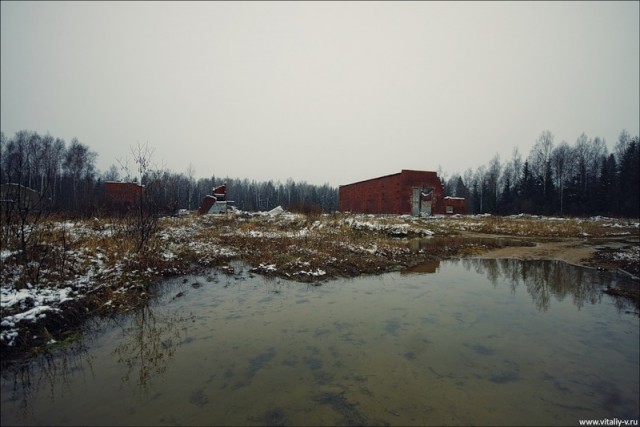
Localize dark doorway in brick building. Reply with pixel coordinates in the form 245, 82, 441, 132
412, 187, 434, 217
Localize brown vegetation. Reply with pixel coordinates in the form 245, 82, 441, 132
1, 212, 638, 359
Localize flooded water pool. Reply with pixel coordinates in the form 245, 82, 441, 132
2, 259, 638, 426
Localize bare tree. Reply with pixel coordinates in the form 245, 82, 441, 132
529, 130, 555, 200
0, 132, 54, 282
573, 133, 590, 193
26, 132, 42, 191
551, 141, 574, 216
186, 163, 196, 210
614, 129, 631, 165
587, 136, 607, 184
63, 138, 97, 210
487, 154, 501, 213
129, 142, 160, 252
103, 164, 120, 182
49, 138, 66, 206
474, 165, 487, 213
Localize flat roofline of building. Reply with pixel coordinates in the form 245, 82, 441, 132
104, 181, 145, 187
339, 169, 438, 188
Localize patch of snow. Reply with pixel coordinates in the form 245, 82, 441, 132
298, 228, 309, 237
1, 286, 75, 310
267, 206, 284, 216
613, 247, 640, 262
251, 263, 277, 273
296, 269, 326, 277
1, 249, 19, 261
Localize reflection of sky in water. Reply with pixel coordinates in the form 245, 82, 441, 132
2, 260, 638, 426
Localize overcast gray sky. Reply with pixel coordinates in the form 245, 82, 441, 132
2, 1, 638, 187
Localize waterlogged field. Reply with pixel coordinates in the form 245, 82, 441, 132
2, 259, 638, 426
2, 212, 638, 358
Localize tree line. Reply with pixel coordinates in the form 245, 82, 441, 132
0, 130, 338, 215
2, 128, 638, 218
442, 129, 639, 217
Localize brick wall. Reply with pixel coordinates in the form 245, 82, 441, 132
104, 182, 145, 208
339, 170, 448, 215
443, 197, 467, 215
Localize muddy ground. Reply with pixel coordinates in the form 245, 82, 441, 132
476, 239, 596, 265
470, 234, 639, 276
2, 213, 638, 360
467, 232, 640, 305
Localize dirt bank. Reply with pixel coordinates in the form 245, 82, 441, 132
466, 234, 640, 309
470, 235, 639, 277
472, 239, 596, 266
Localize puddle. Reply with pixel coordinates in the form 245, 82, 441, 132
1, 259, 638, 426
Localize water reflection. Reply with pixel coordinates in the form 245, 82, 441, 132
2, 260, 638, 426
408, 236, 535, 253
402, 257, 637, 313
1, 338, 93, 419
401, 259, 441, 274
112, 306, 195, 391
461, 258, 637, 313
1, 303, 194, 418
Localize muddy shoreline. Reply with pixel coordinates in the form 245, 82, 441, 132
466, 233, 640, 308
2, 214, 638, 361
470, 234, 639, 276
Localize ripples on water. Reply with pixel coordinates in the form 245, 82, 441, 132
2, 259, 638, 426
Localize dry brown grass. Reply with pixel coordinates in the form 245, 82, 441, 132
4, 213, 637, 293
425, 215, 638, 238
3, 213, 637, 293
3, 211, 638, 357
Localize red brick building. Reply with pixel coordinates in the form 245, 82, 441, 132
104, 181, 145, 210
339, 170, 465, 216
443, 196, 467, 215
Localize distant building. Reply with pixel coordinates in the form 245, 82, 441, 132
339, 169, 466, 216
0, 183, 45, 213
443, 196, 467, 215
198, 183, 230, 214
104, 181, 145, 211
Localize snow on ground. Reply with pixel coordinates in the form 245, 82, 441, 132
2, 211, 638, 352
613, 246, 640, 263
1, 219, 145, 348
1, 287, 71, 345
1, 260, 98, 347
341, 215, 434, 237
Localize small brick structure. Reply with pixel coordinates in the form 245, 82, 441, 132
443, 196, 467, 215
104, 181, 145, 211
339, 169, 465, 216
198, 184, 229, 214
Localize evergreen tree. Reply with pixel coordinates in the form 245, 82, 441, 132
517, 161, 537, 214
498, 175, 514, 215
596, 154, 616, 216
618, 138, 639, 217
